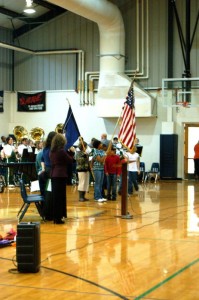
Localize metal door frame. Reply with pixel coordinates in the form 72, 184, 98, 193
184, 122, 199, 179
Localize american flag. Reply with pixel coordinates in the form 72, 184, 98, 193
118, 83, 136, 150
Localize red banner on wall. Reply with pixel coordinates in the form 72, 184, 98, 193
17, 91, 46, 112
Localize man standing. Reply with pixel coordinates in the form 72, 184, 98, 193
101, 133, 111, 148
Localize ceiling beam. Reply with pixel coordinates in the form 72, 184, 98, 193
0, 2, 67, 38
0, 6, 25, 19
33, 0, 64, 10
13, 8, 67, 38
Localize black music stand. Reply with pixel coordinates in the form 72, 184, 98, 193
22, 149, 29, 161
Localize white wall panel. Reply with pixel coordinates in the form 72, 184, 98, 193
0, 28, 13, 90
14, 11, 99, 90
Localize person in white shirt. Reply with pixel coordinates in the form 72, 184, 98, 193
125, 146, 140, 195
17, 138, 29, 156
27, 139, 34, 153
1, 136, 17, 160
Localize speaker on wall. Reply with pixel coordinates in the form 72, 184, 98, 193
16, 222, 40, 273
160, 134, 178, 179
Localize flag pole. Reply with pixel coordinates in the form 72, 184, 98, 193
109, 78, 135, 151
116, 71, 138, 220
110, 109, 123, 142
117, 70, 138, 151
66, 98, 70, 106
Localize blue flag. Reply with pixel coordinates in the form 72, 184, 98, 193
63, 106, 80, 150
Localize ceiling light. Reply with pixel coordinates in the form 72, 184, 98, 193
23, 0, 36, 14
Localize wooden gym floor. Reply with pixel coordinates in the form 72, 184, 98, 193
0, 180, 199, 299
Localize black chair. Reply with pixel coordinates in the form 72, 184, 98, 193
0, 175, 6, 193
138, 162, 145, 183
17, 179, 45, 222
145, 162, 160, 183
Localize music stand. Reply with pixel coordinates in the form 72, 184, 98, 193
22, 149, 29, 161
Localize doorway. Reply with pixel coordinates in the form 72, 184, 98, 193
184, 123, 199, 179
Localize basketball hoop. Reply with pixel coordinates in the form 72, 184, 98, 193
176, 101, 190, 108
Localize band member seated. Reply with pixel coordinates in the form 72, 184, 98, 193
1, 136, 17, 186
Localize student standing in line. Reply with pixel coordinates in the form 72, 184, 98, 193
125, 146, 140, 195
91, 139, 107, 203
75, 141, 90, 201
104, 146, 121, 200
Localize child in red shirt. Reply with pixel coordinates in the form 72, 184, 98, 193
104, 147, 121, 200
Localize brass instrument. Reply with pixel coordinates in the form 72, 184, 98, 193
13, 126, 28, 142
29, 127, 45, 141
55, 123, 64, 134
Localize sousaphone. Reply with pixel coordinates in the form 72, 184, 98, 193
30, 127, 45, 141
55, 123, 64, 134
13, 126, 28, 142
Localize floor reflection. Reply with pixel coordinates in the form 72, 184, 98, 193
188, 185, 199, 235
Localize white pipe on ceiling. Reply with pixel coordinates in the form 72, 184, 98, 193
47, 0, 125, 76
47, 0, 155, 117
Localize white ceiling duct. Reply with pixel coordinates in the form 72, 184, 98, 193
47, 0, 125, 73
47, 0, 155, 117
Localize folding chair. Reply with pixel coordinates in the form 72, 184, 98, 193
0, 175, 6, 193
138, 162, 145, 183
17, 179, 45, 222
145, 162, 160, 183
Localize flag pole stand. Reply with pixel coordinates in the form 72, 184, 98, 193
116, 162, 133, 219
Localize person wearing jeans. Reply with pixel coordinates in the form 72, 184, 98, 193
125, 146, 140, 195
91, 139, 107, 203
104, 147, 121, 200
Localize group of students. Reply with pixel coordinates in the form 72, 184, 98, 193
75, 134, 141, 203
0, 135, 43, 185
36, 131, 142, 224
